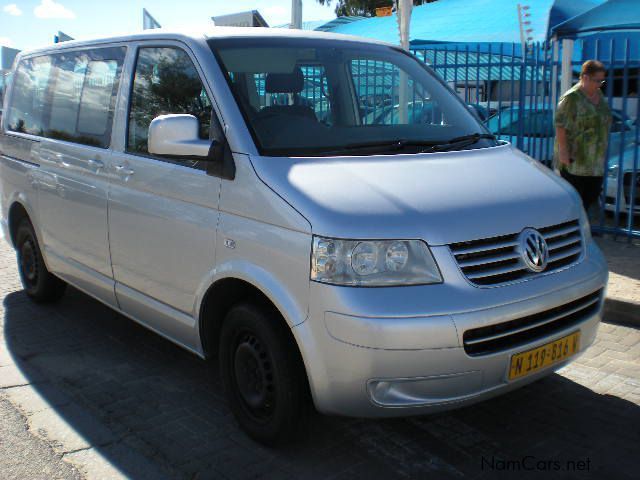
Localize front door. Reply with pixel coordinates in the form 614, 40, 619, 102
108, 43, 221, 348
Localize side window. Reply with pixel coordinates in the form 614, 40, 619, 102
6, 55, 53, 135
47, 48, 125, 148
350, 59, 444, 126
5, 48, 124, 147
127, 47, 212, 156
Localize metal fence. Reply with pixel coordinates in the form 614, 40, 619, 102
412, 39, 640, 240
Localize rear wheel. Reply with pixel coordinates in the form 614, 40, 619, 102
219, 302, 309, 445
15, 218, 66, 303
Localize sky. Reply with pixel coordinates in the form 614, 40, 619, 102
0, 0, 337, 50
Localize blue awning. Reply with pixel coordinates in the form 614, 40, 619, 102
552, 0, 640, 37
326, 0, 604, 45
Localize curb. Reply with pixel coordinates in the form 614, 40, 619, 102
603, 297, 640, 328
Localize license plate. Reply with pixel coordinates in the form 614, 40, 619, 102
508, 331, 581, 381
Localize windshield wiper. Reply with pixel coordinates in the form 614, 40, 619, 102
272, 134, 496, 157
320, 139, 439, 156
421, 133, 496, 153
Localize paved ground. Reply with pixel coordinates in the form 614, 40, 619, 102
1, 236, 639, 480
0, 395, 83, 480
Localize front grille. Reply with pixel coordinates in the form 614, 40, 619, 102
463, 289, 602, 356
449, 220, 583, 286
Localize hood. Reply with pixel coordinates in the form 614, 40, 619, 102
249, 144, 581, 245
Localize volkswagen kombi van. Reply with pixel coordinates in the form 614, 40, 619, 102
0, 28, 608, 445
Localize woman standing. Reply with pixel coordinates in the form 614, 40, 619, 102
554, 60, 612, 211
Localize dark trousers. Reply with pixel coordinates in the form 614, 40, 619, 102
560, 170, 603, 211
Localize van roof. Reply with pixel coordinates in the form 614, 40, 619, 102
20, 27, 394, 57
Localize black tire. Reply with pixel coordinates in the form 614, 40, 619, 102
15, 218, 66, 303
219, 302, 310, 445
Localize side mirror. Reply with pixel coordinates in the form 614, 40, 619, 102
148, 114, 213, 158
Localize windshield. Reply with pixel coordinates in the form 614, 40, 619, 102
209, 38, 496, 157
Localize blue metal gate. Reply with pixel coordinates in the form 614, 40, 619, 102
411, 39, 639, 240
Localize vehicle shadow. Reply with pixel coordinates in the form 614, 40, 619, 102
595, 235, 640, 281
3, 287, 640, 480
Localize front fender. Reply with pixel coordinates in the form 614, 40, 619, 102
194, 258, 310, 332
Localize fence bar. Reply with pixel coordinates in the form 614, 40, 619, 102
497, 43, 504, 135
609, 38, 623, 236
619, 39, 631, 238
475, 43, 481, 107
626, 62, 640, 238
509, 43, 517, 145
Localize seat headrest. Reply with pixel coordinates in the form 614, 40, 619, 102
265, 68, 304, 93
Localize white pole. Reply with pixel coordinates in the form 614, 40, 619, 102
551, 34, 559, 111
517, 4, 526, 55
291, 0, 302, 29
396, 0, 413, 124
560, 38, 574, 95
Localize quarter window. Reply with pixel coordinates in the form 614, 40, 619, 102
127, 47, 212, 155
6, 56, 52, 136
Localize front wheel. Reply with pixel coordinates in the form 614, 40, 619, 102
15, 218, 66, 303
219, 303, 310, 445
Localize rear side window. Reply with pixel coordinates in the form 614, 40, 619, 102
6, 47, 125, 148
6, 56, 52, 135
127, 47, 212, 155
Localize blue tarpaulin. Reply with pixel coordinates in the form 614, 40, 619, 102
552, 0, 640, 37
325, 0, 604, 45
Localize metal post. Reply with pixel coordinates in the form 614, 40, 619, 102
551, 35, 559, 112
560, 38, 574, 95
396, 0, 412, 124
290, 0, 302, 29
516, 44, 527, 150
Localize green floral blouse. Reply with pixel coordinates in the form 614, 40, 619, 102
553, 83, 612, 176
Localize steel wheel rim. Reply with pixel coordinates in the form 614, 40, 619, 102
20, 238, 39, 286
232, 331, 276, 422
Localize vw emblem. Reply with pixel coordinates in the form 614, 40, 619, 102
518, 228, 549, 273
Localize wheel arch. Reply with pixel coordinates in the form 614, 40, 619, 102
8, 200, 31, 248
198, 276, 306, 359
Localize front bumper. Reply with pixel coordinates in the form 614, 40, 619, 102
292, 239, 608, 417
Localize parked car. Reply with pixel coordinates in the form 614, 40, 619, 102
605, 141, 640, 216
0, 29, 607, 445
488, 106, 635, 164
362, 100, 488, 125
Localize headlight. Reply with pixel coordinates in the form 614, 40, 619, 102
607, 164, 619, 179
311, 236, 442, 286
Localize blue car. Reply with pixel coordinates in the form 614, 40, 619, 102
488, 106, 634, 165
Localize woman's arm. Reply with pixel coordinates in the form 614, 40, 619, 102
555, 126, 571, 166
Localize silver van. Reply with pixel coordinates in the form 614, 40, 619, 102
0, 28, 608, 445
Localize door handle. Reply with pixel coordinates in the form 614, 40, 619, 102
87, 159, 105, 170
114, 165, 135, 176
